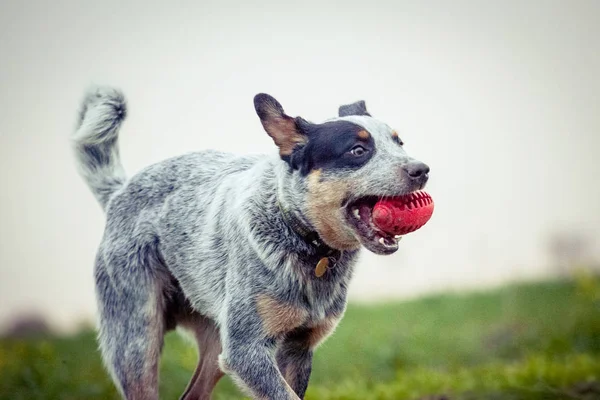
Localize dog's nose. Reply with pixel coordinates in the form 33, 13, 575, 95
403, 161, 430, 179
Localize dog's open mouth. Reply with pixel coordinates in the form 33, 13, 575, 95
345, 196, 402, 255
344, 191, 434, 255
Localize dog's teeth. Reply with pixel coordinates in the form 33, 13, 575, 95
353, 209, 360, 219
379, 237, 385, 245
395, 235, 403, 240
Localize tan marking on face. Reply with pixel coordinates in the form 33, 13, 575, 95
262, 115, 306, 156
357, 129, 370, 140
256, 294, 308, 337
307, 316, 341, 349
306, 170, 360, 250
391, 130, 404, 145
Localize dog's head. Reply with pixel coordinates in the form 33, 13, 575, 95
255, 94, 429, 255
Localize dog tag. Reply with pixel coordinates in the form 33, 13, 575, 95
315, 257, 329, 277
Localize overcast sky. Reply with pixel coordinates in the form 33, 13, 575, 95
1, 0, 599, 331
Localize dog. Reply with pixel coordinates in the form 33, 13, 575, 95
72, 86, 430, 400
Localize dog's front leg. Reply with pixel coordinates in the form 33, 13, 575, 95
275, 334, 313, 398
219, 337, 300, 400
218, 300, 303, 400
275, 316, 341, 398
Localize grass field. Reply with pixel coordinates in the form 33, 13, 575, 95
1, 274, 599, 400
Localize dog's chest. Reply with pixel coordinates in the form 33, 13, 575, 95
255, 289, 345, 343
301, 279, 346, 321
295, 254, 357, 321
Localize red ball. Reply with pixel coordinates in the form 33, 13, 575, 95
372, 191, 434, 235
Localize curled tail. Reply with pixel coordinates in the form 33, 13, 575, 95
72, 86, 127, 210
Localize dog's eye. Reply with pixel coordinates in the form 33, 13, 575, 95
391, 131, 404, 146
350, 145, 367, 157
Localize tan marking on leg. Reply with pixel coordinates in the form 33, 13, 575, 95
306, 170, 360, 250
282, 363, 300, 392
357, 129, 370, 140
256, 294, 308, 337
180, 316, 224, 400
308, 316, 341, 349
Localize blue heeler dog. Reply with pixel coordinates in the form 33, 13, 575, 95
72, 87, 430, 399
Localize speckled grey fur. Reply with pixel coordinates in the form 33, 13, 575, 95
72, 86, 429, 400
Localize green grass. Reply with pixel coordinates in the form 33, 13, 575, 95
1, 274, 599, 400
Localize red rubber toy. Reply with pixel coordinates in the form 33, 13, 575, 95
372, 191, 434, 235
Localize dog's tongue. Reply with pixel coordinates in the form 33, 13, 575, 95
372, 191, 434, 235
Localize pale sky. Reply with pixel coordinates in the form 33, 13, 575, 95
1, 0, 599, 331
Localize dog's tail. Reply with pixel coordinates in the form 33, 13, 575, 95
72, 86, 128, 210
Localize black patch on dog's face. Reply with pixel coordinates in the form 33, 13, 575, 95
288, 120, 375, 175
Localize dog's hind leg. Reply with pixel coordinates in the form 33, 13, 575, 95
95, 254, 166, 400
179, 316, 224, 400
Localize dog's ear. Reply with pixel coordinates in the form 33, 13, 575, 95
254, 94, 308, 157
338, 100, 371, 117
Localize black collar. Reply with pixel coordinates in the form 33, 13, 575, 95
277, 197, 341, 262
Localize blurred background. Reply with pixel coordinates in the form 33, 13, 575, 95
1, 1, 599, 399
